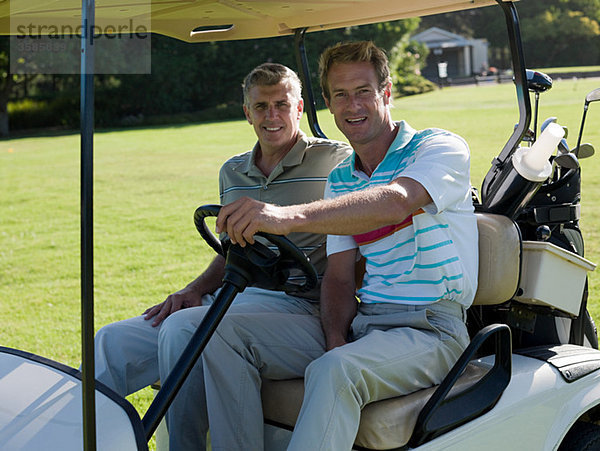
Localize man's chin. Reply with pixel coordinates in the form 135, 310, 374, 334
341, 129, 370, 144
259, 135, 291, 150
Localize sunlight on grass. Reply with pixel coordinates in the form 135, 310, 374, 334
1, 78, 599, 446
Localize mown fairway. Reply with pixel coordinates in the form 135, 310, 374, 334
1, 78, 599, 442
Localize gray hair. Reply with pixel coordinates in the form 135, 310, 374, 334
242, 63, 302, 106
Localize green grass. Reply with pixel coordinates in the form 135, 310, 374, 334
533, 66, 600, 74
1, 78, 600, 447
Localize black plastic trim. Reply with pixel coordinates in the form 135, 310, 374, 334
409, 324, 512, 447
533, 204, 580, 225
516, 344, 600, 382
0, 346, 148, 451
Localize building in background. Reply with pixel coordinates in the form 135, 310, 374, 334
413, 27, 489, 81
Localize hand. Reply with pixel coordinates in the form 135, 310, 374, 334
215, 197, 292, 246
143, 286, 204, 327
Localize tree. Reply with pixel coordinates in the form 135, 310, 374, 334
0, 38, 12, 136
419, 0, 600, 68
1, 17, 431, 132
519, 2, 600, 67
389, 39, 436, 97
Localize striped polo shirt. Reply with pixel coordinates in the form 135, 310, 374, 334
219, 132, 352, 299
325, 121, 478, 308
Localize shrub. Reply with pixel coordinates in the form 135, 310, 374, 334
389, 40, 437, 97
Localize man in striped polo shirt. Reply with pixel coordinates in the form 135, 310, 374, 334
93, 62, 350, 450
207, 41, 478, 450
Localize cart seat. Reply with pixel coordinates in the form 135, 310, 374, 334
261, 213, 521, 449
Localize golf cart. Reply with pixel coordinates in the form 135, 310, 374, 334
1, 0, 600, 450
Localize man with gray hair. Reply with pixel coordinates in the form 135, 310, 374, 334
93, 62, 350, 450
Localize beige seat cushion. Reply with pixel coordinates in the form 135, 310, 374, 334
473, 213, 521, 305
262, 362, 489, 449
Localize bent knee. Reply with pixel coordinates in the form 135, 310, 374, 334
305, 348, 356, 382
158, 307, 208, 347
95, 321, 131, 351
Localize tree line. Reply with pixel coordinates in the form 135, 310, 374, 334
0, 18, 429, 136
1, 0, 599, 137
421, 0, 600, 70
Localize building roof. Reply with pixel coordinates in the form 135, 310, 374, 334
412, 26, 488, 49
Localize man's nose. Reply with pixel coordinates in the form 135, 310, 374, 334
346, 93, 361, 110
266, 105, 279, 119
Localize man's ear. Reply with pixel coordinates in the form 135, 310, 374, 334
323, 93, 332, 112
297, 99, 304, 120
383, 81, 393, 105
243, 105, 252, 124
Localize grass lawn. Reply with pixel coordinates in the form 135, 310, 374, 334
534, 66, 600, 74
1, 77, 599, 447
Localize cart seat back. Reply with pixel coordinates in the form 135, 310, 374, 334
472, 212, 521, 305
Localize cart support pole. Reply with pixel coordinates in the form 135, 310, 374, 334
142, 283, 241, 440
481, 0, 531, 201
81, 1, 96, 450
294, 28, 327, 139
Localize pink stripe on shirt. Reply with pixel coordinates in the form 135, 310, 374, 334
352, 210, 424, 246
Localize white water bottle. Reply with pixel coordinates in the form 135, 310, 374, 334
513, 122, 565, 182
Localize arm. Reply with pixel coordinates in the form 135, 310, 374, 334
143, 254, 225, 326
320, 249, 360, 351
216, 176, 432, 246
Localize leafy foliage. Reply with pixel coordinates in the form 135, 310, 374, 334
2, 1, 600, 134
389, 40, 436, 97
1, 19, 432, 133
420, 0, 600, 68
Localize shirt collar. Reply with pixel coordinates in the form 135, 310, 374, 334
241, 131, 309, 177
350, 120, 417, 179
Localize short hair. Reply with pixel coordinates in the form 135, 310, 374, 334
319, 41, 391, 101
242, 63, 302, 106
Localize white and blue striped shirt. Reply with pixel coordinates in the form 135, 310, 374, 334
325, 121, 478, 308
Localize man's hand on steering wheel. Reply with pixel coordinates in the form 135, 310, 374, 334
195, 204, 317, 294
215, 197, 294, 246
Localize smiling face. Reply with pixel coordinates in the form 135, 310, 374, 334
243, 81, 303, 158
324, 61, 393, 150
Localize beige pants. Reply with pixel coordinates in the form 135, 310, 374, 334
93, 287, 319, 451
202, 299, 469, 451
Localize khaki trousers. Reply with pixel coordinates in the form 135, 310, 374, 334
202, 299, 469, 451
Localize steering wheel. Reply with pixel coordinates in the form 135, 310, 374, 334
193, 204, 318, 293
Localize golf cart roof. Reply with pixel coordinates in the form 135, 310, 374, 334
2, 0, 497, 42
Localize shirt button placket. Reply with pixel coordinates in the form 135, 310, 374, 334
260, 182, 268, 200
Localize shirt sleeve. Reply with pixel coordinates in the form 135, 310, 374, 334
400, 133, 471, 215
323, 179, 358, 256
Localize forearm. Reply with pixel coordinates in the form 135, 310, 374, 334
215, 178, 431, 246
320, 269, 359, 350
186, 255, 226, 296
144, 255, 226, 325
287, 179, 429, 236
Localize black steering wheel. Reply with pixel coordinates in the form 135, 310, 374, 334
193, 204, 318, 293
